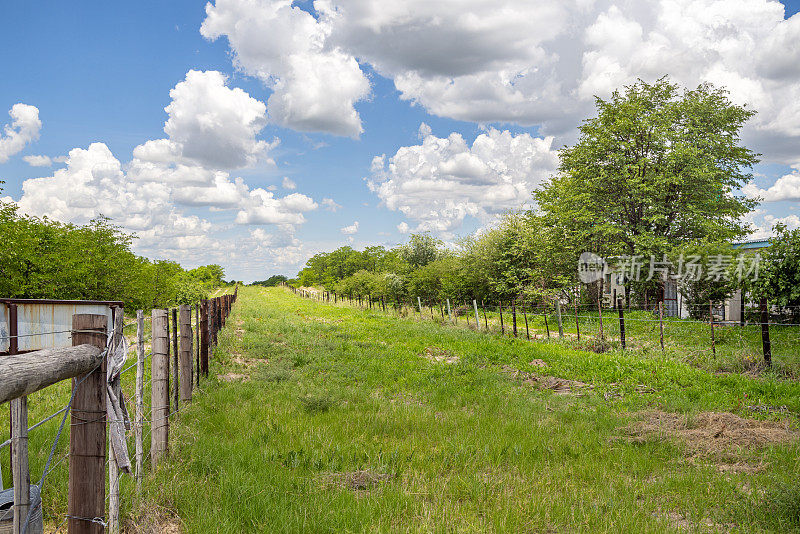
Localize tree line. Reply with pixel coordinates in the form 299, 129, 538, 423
0, 200, 225, 310
287, 78, 800, 316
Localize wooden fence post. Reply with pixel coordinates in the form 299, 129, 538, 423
179, 305, 192, 403
171, 308, 179, 411
216, 298, 222, 342
523, 310, 530, 340
617, 299, 626, 349
555, 299, 563, 338
208, 300, 215, 347
446, 299, 452, 324
135, 310, 144, 495
417, 297, 423, 320
8, 303, 30, 534
574, 300, 580, 341
69, 313, 107, 534
499, 301, 505, 335
709, 301, 716, 357
597, 298, 604, 339
512, 303, 518, 337
543, 311, 550, 339
473, 300, 480, 330
760, 297, 772, 366
195, 305, 200, 388
11, 393, 29, 534
151, 310, 169, 468
658, 301, 665, 352
200, 300, 209, 377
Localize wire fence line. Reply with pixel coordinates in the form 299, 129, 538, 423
290, 287, 799, 377
1, 288, 237, 534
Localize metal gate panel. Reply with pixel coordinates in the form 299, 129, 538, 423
0, 299, 122, 354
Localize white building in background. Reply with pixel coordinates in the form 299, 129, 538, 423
598, 239, 770, 320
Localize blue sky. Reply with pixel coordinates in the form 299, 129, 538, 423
2, 1, 800, 281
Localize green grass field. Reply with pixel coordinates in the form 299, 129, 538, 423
138, 287, 799, 532
3, 286, 800, 532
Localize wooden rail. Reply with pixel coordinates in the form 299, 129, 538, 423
0, 344, 103, 405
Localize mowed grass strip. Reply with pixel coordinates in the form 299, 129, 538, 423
137, 287, 800, 533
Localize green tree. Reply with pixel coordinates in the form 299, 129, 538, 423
400, 233, 442, 269
252, 275, 288, 287
536, 77, 759, 302
755, 223, 800, 313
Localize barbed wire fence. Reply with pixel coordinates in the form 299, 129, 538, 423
289, 286, 798, 378
0, 288, 237, 534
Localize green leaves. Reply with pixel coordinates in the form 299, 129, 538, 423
537, 77, 759, 268
755, 223, 800, 309
0, 201, 222, 309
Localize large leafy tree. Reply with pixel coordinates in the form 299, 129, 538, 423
755, 223, 800, 313
536, 78, 759, 300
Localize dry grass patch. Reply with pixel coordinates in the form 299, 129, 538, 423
621, 411, 798, 467
421, 346, 459, 364
318, 470, 393, 491
218, 372, 249, 382
501, 364, 593, 395
122, 505, 183, 533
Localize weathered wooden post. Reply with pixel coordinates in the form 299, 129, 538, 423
617, 299, 626, 349
8, 301, 30, 534
135, 310, 145, 495
11, 389, 29, 534
417, 297, 423, 320
543, 311, 550, 339
574, 299, 580, 341
473, 300, 480, 330
760, 297, 772, 366
658, 301, 665, 352
200, 300, 209, 377
69, 314, 107, 534
499, 301, 505, 335
151, 310, 169, 468
597, 298, 604, 339
512, 303, 518, 337
216, 298, 222, 342
523, 310, 530, 340
212, 298, 218, 346
446, 299, 452, 324
555, 299, 563, 338
709, 301, 716, 357
195, 305, 200, 387
171, 308, 179, 411
179, 305, 192, 403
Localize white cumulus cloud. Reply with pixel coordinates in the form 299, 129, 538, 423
743, 166, 800, 201
235, 189, 318, 225
321, 197, 341, 212
133, 70, 274, 171
340, 220, 359, 234
368, 125, 558, 234
282, 176, 296, 190
0, 104, 41, 163
201, 0, 800, 167
201, 0, 370, 138
22, 154, 52, 167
